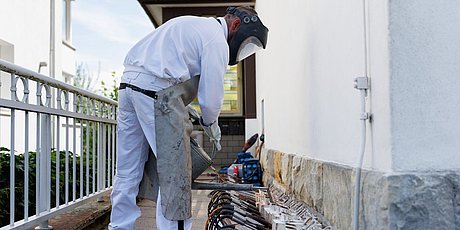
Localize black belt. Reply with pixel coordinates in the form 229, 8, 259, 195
119, 83, 158, 99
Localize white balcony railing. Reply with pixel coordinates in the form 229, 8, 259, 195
0, 59, 117, 229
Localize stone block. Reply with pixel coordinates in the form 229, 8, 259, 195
273, 150, 284, 184
294, 157, 323, 214
291, 155, 303, 194
258, 148, 460, 230
360, 170, 390, 230
387, 173, 458, 230
446, 173, 460, 230
263, 149, 276, 182
322, 161, 353, 230
280, 152, 293, 191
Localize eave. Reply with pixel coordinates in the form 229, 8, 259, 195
138, 0, 255, 27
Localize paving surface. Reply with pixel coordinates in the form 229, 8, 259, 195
30, 174, 218, 229
135, 173, 218, 229
135, 189, 212, 230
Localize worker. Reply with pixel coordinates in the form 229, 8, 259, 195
108, 6, 268, 230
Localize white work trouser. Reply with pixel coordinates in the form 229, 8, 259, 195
108, 72, 192, 230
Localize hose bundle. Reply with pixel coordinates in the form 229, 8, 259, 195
206, 190, 271, 230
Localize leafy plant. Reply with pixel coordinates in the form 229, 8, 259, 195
0, 147, 100, 226
101, 71, 119, 101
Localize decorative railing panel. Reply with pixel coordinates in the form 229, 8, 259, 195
0, 59, 117, 229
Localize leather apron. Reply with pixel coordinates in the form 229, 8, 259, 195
138, 76, 200, 221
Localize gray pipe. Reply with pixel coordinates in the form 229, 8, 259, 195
192, 182, 266, 191
353, 79, 369, 230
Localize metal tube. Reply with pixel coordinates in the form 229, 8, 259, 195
353, 89, 368, 230
49, 0, 55, 80
92, 121, 95, 194
191, 182, 267, 191
73, 117, 76, 201
46, 114, 51, 212
35, 111, 41, 215
112, 123, 115, 183
65, 117, 69, 205
56, 116, 60, 208
97, 122, 100, 192
24, 111, 29, 221
0, 59, 117, 105
107, 123, 111, 187
102, 123, 106, 189
0, 98, 116, 124
86, 120, 89, 196
80, 119, 83, 198
10, 108, 15, 226
49, 0, 56, 217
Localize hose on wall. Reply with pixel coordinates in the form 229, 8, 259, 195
353, 0, 371, 228
353, 84, 369, 230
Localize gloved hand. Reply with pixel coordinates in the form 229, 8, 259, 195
200, 118, 222, 151
187, 105, 200, 122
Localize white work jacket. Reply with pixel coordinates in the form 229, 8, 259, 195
123, 16, 229, 125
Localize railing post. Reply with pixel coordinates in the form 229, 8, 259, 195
36, 85, 53, 230
97, 101, 104, 202
36, 117, 52, 230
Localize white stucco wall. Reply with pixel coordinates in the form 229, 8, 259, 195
0, 0, 74, 80
0, 0, 77, 153
1, 1, 50, 72
389, 0, 460, 171
250, 0, 393, 171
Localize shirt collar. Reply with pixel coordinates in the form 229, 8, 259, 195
217, 17, 228, 40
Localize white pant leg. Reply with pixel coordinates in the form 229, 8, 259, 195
109, 88, 150, 230
156, 188, 193, 230
111, 71, 193, 229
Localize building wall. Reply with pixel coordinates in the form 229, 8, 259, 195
0, 0, 75, 81
0, 0, 77, 153
389, 0, 460, 171
249, 0, 392, 172
249, 0, 460, 173
250, 0, 460, 228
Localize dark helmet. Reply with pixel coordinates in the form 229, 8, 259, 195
227, 7, 269, 65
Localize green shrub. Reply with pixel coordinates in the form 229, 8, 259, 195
0, 148, 97, 226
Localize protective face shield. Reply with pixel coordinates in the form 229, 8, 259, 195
227, 7, 269, 65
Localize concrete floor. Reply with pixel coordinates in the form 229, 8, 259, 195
135, 189, 212, 230
135, 171, 219, 229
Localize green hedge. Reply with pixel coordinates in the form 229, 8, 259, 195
0, 148, 97, 226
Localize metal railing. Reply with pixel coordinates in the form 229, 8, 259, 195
0, 59, 117, 229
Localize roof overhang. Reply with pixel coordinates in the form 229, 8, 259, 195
138, 0, 255, 27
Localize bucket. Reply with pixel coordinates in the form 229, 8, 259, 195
191, 137, 214, 180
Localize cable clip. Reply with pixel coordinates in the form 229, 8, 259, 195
360, 112, 369, 120
354, 77, 369, 90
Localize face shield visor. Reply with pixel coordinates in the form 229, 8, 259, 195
227, 7, 268, 65
236, 36, 264, 63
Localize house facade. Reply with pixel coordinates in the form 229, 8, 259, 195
136, 0, 460, 228
0, 0, 75, 81
252, 0, 460, 229
0, 0, 77, 153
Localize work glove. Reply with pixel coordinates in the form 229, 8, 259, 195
200, 118, 222, 152
187, 105, 200, 122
